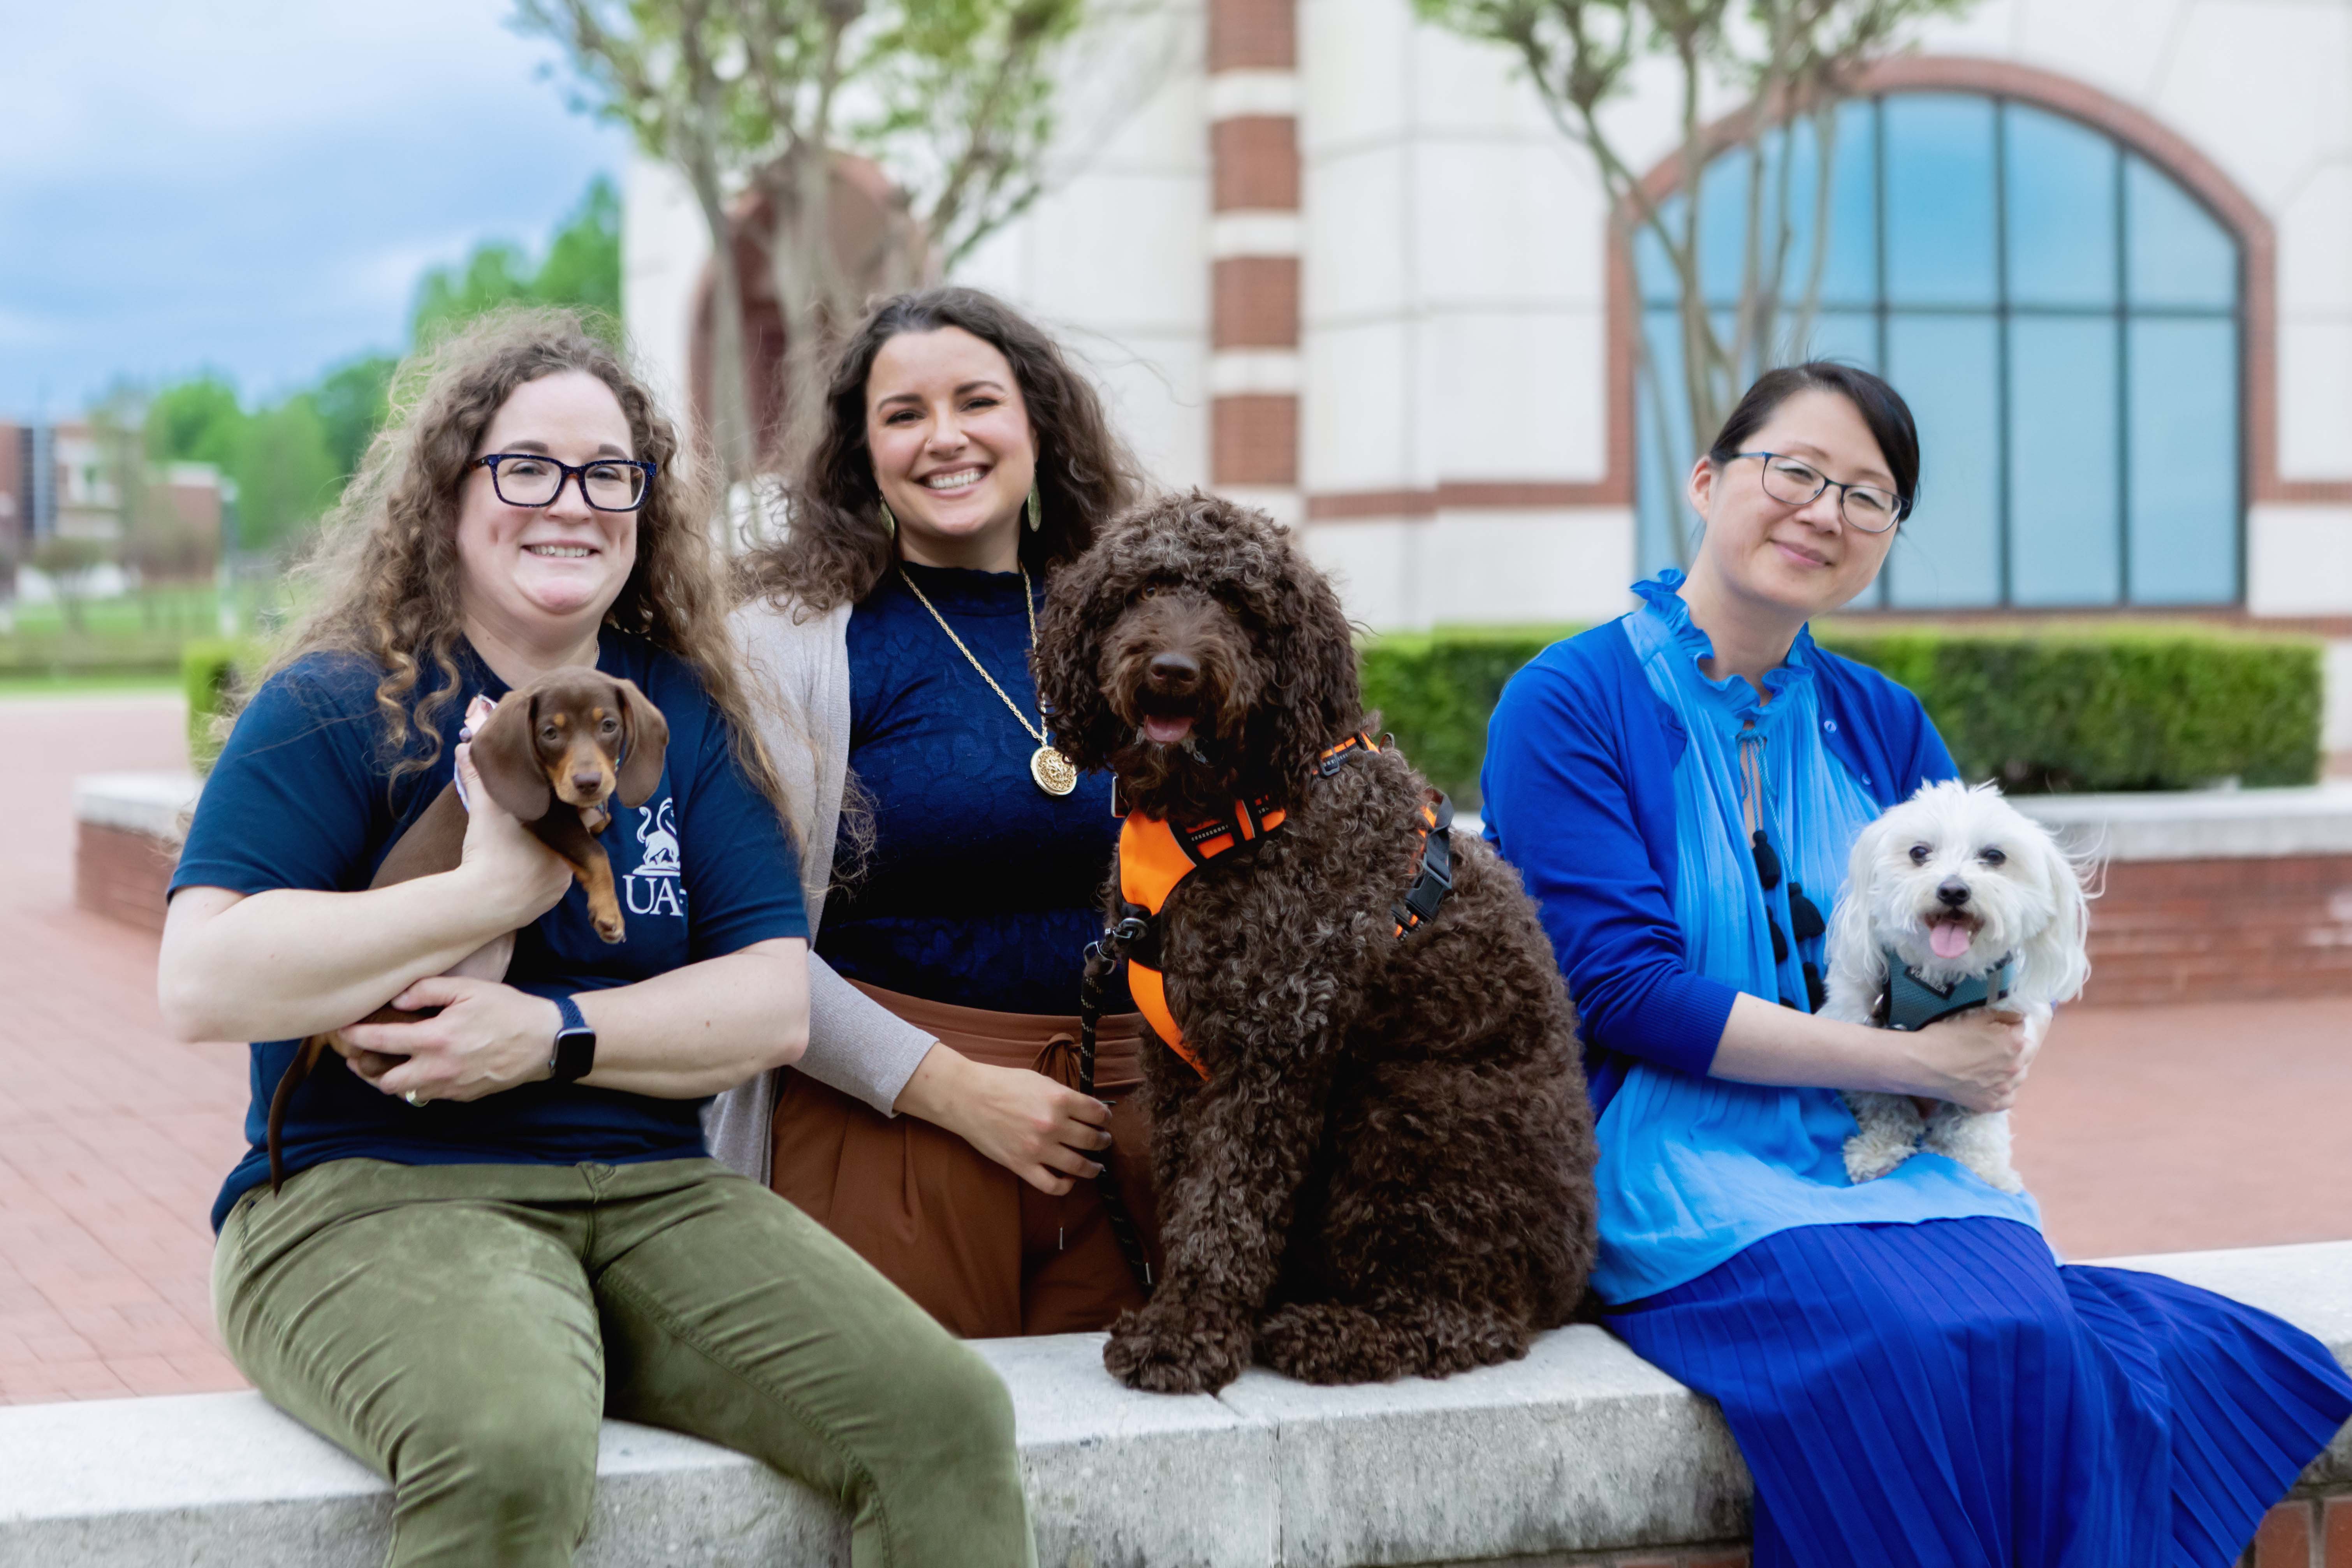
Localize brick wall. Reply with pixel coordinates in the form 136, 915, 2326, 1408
75, 824, 177, 934
2080, 854, 2352, 1006
1460, 1494, 2352, 1566
2247, 1496, 2352, 1568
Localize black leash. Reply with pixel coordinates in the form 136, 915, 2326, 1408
1081, 914, 1156, 1296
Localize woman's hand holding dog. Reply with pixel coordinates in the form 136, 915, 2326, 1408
1901, 1005, 2048, 1112
1716, 993, 2049, 1110
895, 1045, 1114, 1195
336, 743, 578, 1105
450, 739, 576, 929
342, 978, 565, 1104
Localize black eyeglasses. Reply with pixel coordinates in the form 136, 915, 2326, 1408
1734, 451, 1908, 533
475, 453, 655, 512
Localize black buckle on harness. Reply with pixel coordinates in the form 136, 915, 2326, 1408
1394, 792, 1456, 933
1113, 901, 1160, 968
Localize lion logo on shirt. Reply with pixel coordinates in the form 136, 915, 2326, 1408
625, 798, 686, 917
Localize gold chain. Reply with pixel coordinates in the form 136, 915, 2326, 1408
897, 563, 1048, 746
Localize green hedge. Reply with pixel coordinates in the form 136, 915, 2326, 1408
183, 638, 264, 772
0, 633, 186, 680
1360, 623, 2324, 808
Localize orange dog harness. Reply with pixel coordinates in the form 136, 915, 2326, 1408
1111, 734, 1454, 1078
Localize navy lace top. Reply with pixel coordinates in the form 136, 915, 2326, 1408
816, 561, 1129, 1015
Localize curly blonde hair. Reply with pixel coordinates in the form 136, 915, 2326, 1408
252, 307, 797, 834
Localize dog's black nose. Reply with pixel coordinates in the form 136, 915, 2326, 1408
1147, 652, 1199, 689
1935, 877, 1972, 908
572, 771, 606, 796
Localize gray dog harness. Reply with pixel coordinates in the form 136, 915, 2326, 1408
1881, 947, 2016, 1032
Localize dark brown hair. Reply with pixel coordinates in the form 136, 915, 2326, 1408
249, 307, 790, 824
736, 286, 1146, 611
1708, 361, 1921, 520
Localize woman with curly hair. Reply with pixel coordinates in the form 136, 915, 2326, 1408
716, 286, 1157, 1338
158, 310, 1032, 1567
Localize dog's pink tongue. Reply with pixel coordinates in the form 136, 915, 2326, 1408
1143, 716, 1193, 745
1929, 920, 1974, 960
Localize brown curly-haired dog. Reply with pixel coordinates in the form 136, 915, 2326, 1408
1034, 491, 1597, 1394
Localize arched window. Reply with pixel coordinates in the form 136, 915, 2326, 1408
1636, 93, 2244, 608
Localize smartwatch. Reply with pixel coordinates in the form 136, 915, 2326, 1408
549, 994, 597, 1083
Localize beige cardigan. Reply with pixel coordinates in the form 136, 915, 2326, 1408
698, 597, 941, 1183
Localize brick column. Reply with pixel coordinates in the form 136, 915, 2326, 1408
1207, 0, 1301, 525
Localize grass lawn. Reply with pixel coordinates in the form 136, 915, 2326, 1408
0, 671, 182, 701
0, 581, 290, 679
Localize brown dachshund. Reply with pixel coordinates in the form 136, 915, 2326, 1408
264, 666, 668, 1190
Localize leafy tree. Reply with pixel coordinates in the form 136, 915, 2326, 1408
412, 242, 541, 347
28, 536, 113, 631
135, 173, 621, 557
411, 175, 626, 347
531, 175, 624, 320
1416, 0, 1973, 563
231, 399, 341, 554
146, 374, 244, 469
523, 0, 1117, 482
309, 354, 400, 481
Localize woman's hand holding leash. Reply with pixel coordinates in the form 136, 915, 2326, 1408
895, 1045, 1113, 1196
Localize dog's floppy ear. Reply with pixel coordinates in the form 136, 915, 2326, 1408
1032, 523, 1131, 771
1249, 518, 1362, 795
1827, 806, 1895, 999
468, 690, 553, 822
2012, 820, 2092, 1005
613, 677, 669, 808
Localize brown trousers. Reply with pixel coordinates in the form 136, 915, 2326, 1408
771, 981, 1161, 1339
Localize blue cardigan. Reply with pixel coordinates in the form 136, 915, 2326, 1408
1479, 616, 1957, 1118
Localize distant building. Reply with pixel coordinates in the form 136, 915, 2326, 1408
625, 0, 2352, 635
0, 419, 224, 587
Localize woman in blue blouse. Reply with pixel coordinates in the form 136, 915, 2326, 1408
725, 287, 1154, 1339
1482, 362, 2351, 1565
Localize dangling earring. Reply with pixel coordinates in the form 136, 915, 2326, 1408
1026, 482, 1042, 533
880, 499, 897, 539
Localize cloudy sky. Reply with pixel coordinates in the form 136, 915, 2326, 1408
0, 0, 631, 417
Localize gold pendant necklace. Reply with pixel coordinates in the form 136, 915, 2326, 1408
898, 561, 1079, 797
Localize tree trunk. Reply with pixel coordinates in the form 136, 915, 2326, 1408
685, 153, 758, 496
767, 146, 844, 480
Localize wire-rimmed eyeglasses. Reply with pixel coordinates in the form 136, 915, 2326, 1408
1733, 451, 1907, 533
475, 453, 656, 512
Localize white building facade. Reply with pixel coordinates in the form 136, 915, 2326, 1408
624, 0, 2352, 637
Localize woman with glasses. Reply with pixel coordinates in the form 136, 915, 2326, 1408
714, 286, 1159, 1339
1481, 362, 2350, 1566
159, 310, 1033, 1567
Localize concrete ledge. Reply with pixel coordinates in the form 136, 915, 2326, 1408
4, 1243, 2345, 1567
2018, 783, 2352, 861
71, 771, 200, 842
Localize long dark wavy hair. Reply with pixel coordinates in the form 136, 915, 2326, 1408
247, 308, 791, 826
737, 287, 1147, 612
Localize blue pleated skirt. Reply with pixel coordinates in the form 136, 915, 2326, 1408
1604, 1219, 2352, 1567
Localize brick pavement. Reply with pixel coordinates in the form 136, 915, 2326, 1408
0, 694, 248, 1404
0, 693, 2347, 1405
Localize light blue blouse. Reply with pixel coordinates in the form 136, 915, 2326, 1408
1590, 577, 2042, 1304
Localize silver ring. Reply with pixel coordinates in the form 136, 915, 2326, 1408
404, 1091, 426, 1108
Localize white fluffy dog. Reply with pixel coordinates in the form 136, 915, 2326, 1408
1824, 780, 2090, 1193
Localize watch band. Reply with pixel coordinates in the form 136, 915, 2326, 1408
549, 994, 596, 1083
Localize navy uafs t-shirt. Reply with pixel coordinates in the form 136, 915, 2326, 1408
173, 633, 806, 1230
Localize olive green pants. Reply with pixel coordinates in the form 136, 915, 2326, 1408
213, 1157, 1036, 1568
